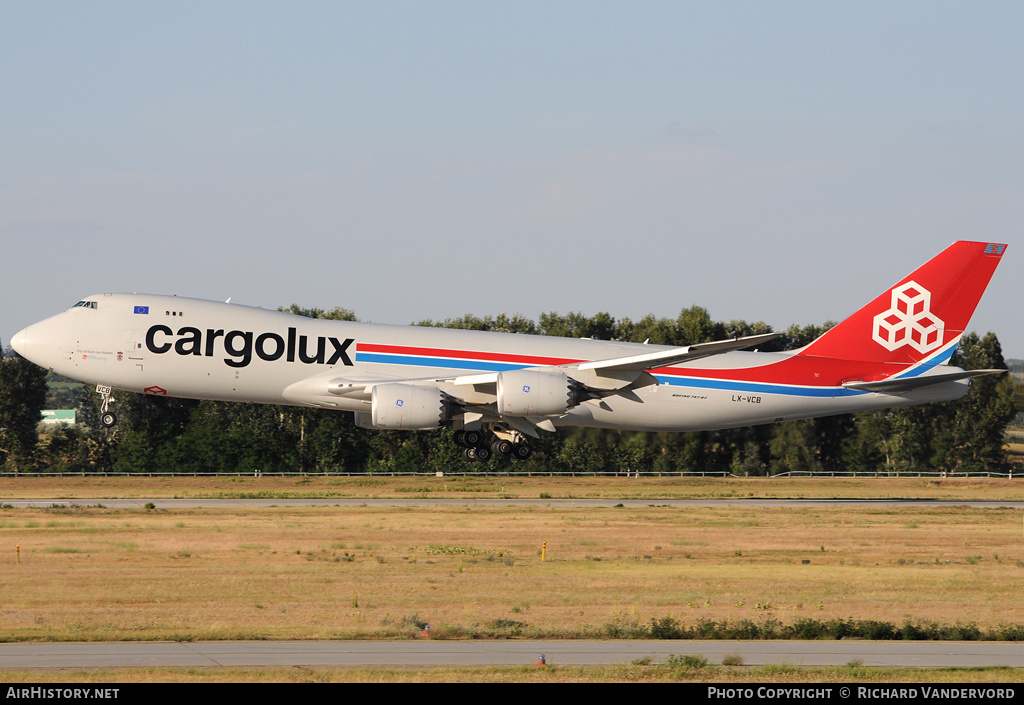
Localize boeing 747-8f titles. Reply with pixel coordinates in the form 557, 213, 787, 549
10, 241, 1008, 461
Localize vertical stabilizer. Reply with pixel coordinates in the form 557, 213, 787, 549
799, 241, 1006, 365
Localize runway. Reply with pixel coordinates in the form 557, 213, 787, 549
0, 640, 1021, 669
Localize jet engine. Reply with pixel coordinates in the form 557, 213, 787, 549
496, 369, 587, 417
371, 383, 452, 429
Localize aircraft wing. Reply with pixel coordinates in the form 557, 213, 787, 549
842, 368, 1006, 394
447, 333, 782, 394
289, 333, 783, 435
575, 333, 782, 373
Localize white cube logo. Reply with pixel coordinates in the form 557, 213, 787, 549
872, 281, 944, 353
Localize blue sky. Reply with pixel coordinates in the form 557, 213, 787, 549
3, 1, 1021, 355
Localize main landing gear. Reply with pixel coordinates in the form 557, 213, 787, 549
97, 385, 118, 428
453, 428, 532, 462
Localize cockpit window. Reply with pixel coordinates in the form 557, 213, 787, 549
72, 301, 98, 309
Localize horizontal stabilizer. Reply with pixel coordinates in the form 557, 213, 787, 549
842, 368, 1005, 394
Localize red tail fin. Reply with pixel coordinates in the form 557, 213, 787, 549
800, 241, 1006, 365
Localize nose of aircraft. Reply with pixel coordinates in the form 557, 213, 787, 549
10, 318, 65, 369
10, 325, 32, 358
10, 310, 78, 371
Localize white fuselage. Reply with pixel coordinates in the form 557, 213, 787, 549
12, 293, 969, 433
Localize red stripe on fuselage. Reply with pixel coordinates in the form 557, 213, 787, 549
358, 343, 582, 368
359, 343, 911, 388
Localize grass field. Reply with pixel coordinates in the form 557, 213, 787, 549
2, 473, 1023, 501
3, 476, 1023, 682
2, 492, 1022, 640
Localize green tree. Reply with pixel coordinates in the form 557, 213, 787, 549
778, 322, 836, 351
0, 348, 49, 470
722, 319, 775, 341
36, 423, 99, 473
932, 333, 1017, 472
280, 304, 358, 321
416, 313, 495, 331
539, 311, 618, 340
675, 306, 724, 345
108, 394, 199, 473
666, 431, 711, 474
730, 439, 768, 476
616, 314, 681, 345
613, 432, 654, 475
493, 313, 538, 335
813, 414, 857, 473
301, 408, 369, 473
768, 420, 820, 474
886, 404, 938, 473
842, 412, 891, 474
558, 435, 606, 473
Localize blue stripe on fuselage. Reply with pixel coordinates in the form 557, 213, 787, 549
655, 375, 864, 397
356, 352, 527, 373
355, 352, 866, 398
891, 344, 957, 379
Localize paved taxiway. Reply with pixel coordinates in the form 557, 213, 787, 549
1, 640, 1021, 669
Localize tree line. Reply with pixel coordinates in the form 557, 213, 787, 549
1, 304, 1020, 475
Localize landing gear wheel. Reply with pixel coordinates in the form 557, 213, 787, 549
462, 429, 483, 447
491, 439, 513, 457
96, 385, 117, 429
511, 443, 532, 460
463, 445, 492, 462
453, 430, 468, 447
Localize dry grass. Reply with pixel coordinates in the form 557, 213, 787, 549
1, 501, 1022, 642
1, 474, 1023, 501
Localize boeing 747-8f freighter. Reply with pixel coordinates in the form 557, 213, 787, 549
11, 241, 1007, 460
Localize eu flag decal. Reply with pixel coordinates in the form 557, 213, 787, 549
134, 306, 150, 314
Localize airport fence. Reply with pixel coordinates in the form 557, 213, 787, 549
768, 470, 1020, 479
0, 469, 1020, 479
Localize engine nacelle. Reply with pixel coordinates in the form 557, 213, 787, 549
370, 383, 451, 429
497, 369, 586, 417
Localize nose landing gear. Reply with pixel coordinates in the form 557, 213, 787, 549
97, 385, 118, 428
